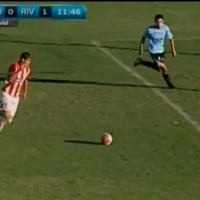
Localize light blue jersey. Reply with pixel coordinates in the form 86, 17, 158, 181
143, 25, 173, 54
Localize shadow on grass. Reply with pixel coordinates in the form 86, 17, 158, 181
30, 78, 200, 92
30, 77, 168, 89
64, 140, 102, 145
0, 76, 199, 92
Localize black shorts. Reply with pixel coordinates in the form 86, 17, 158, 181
150, 53, 165, 64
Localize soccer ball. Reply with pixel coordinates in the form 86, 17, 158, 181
101, 132, 113, 146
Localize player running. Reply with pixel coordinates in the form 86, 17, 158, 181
134, 14, 177, 89
0, 52, 31, 134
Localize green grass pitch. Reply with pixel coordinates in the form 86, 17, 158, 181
0, 2, 200, 200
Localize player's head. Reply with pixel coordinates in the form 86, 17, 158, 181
154, 14, 164, 28
19, 52, 31, 67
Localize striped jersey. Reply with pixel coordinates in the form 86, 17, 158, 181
3, 62, 30, 98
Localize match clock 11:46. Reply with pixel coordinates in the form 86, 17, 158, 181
52, 5, 86, 19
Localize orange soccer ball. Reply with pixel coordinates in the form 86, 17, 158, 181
101, 132, 113, 146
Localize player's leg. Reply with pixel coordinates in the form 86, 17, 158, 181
0, 93, 19, 134
134, 56, 160, 72
4, 110, 15, 124
0, 110, 12, 133
0, 107, 18, 133
154, 54, 175, 89
5, 97, 19, 124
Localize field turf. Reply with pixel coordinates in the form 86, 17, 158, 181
0, 2, 200, 200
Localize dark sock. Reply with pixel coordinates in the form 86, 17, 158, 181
162, 74, 175, 88
140, 60, 160, 71
163, 74, 170, 81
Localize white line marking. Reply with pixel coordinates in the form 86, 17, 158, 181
91, 40, 200, 133
98, 37, 200, 42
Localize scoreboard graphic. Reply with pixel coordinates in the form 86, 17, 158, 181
0, 4, 87, 27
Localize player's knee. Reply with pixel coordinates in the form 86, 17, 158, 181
158, 63, 168, 72
7, 117, 13, 124
4, 111, 13, 124
157, 61, 165, 68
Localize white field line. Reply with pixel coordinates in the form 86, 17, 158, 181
98, 37, 200, 42
91, 40, 200, 133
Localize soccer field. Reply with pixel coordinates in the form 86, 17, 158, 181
0, 2, 200, 200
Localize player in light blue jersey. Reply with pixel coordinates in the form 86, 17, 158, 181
134, 14, 177, 89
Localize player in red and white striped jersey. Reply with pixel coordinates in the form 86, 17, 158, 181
0, 52, 31, 134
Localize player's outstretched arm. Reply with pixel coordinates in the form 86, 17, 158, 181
134, 36, 146, 67
3, 73, 17, 91
169, 39, 177, 58
3, 63, 19, 89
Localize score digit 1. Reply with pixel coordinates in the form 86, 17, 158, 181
39, 6, 52, 18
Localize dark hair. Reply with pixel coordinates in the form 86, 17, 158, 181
154, 14, 164, 22
20, 52, 31, 60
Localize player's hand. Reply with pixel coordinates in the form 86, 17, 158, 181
23, 93, 27, 99
20, 92, 27, 99
172, 50, 177, 58
138, 54, 143, 59
134, 56, 143, 67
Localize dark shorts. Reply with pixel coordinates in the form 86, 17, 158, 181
150, 53, 165, 64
